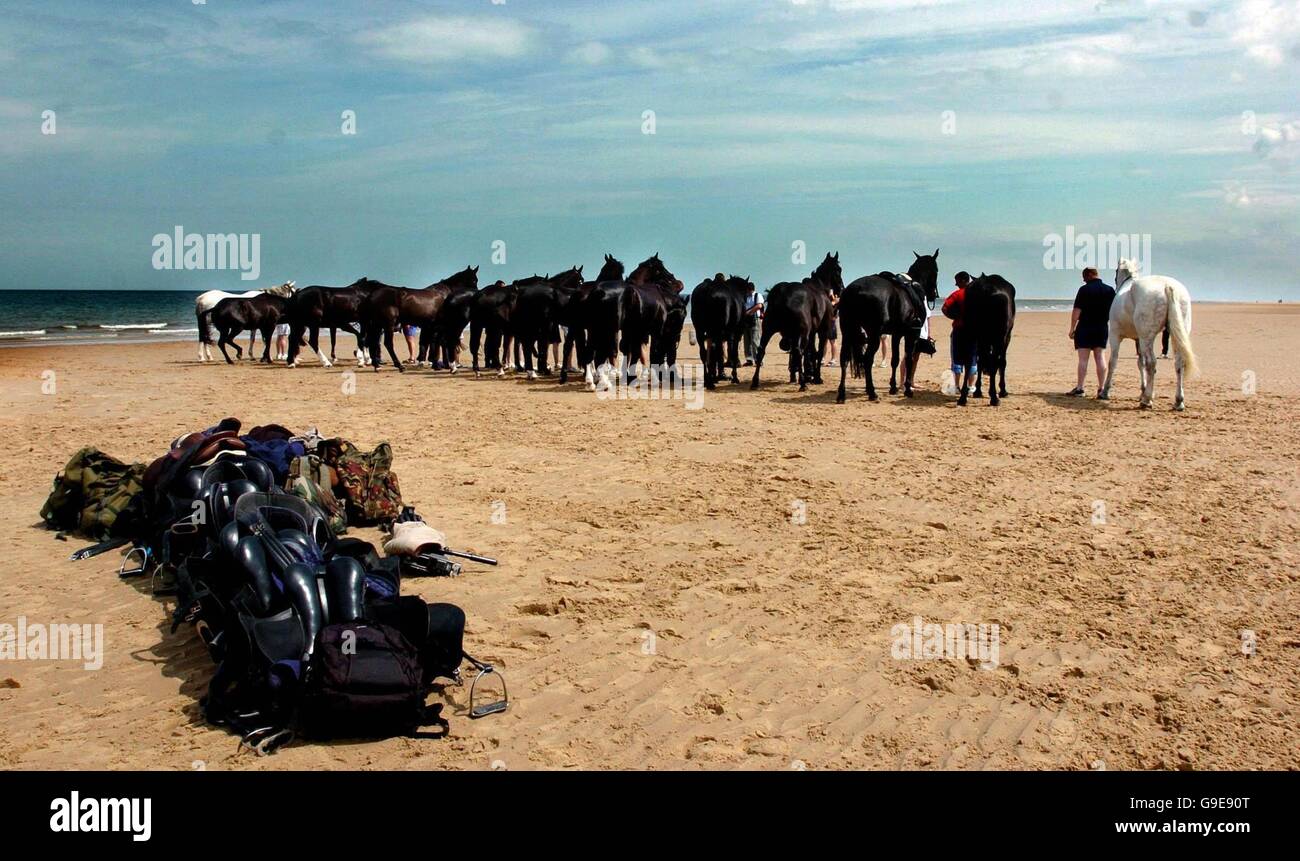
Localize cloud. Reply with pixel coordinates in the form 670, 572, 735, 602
357, 15, 536, 64
1231, 0, 1300, 66
567, 41, 613, 65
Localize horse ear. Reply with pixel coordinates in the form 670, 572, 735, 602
934, 248, 940, 259
913, 251, 921, 259
834, 251, 840, 259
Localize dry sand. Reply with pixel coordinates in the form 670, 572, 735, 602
1, 304, 1297, 770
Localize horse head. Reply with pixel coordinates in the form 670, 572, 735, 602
907, 249, 940, 307
550, 265, 585, 291
812, 252, 844, 297
596, 253, 625, 282
1114, 257, 1139, 288
629, 253, 684, 293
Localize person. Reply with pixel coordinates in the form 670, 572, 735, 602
1067, 267, 1115, 396
273, 321, 290, 361
941, 271, 978, 394
743, 283, 764, 365
824, 292, 840, 366
403, 324, 419, 363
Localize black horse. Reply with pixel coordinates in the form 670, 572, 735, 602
618, 254, 687, 383
469, 274, 552, 377
510, 266, 586, 379
574, 254, 683, 390
287, 277, 385, 367
422, 284, 479, 372
835, 251, 941, 403
360, 266, 479, 372
211, 294, 293, 365
689, 274, 754, 388
956, 273, 1016, 407
750, 253, 844, 392
558, 254, 624, 384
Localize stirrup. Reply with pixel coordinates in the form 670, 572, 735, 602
464, 653, 508, 719
119, 545, 151, 578
239, 726, 295, 756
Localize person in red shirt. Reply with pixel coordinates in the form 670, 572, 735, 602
942, 271, 978, 392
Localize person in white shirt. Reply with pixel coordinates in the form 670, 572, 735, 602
743, 286, 764, 366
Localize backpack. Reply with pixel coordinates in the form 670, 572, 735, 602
285, 454, 347, 535
40, 447, 147, 540
328, 441, 403, 525
299, 621, 445, 739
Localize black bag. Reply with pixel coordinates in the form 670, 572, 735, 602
300, 621, 444, 738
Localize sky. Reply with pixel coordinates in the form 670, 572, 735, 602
0, 0, 1296, 299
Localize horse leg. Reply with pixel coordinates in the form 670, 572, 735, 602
998, 346, 1009, 397
309, 327, 332, 367
217, 328, 235, 364
902, 336, 917, 397
987, 359, 999, 406
865, 333, 880, 400
957, 365, 969, 406
1173, 348, 1186, 411
383, 327, 404, 372
1098, 324, 1121, 401
1139, 337, 1157, 408
889, 334, 901, 394
749, 323, 776, 390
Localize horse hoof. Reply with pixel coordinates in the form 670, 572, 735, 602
868, 394, 879, 402
889, 386, 898, 395
1139, 402, 1152, 410
750, 382, 759, 391
1173, 402, 1185, 412
957, 397, 967, 406
990, 398, 999, 407
905, 390, 914, 398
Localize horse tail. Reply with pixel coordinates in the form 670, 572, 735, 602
1164, 283, 1198, 378
196, 307, 214, 344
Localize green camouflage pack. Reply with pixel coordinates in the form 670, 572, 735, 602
285, 453, 347, 535
330, 441, 403, 526
40, 447, 147, 540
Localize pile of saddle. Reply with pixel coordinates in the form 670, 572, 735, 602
42, 417, 504, 754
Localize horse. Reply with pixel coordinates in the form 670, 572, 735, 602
510, 267, 586, 379
422, 283, 480, 373
835, 252, 941, 403
195, 281, 294, 362
360, 266, 479, 372
955, 273, 1016, 407
558, 254, 624, 384
286, 277, 385, 368
750, 252, 844, 392
689, 274, 754, 388
575, 254, 682, 391
469, 274, 548, 377
1099, 258, 1198, 410
618, 254, 687, 383
210, 293, 293, 364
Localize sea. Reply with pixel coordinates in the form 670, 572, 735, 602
0, 289, 1086, 348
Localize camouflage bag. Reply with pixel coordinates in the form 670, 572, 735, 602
285, 454, 347, 535
40, 447, 147, 540
328, 441, 403, 526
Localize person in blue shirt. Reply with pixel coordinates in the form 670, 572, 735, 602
1067, 267, 1116, 396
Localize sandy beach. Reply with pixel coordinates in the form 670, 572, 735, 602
0, 304, 1296, 771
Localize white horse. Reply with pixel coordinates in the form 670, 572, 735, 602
195, 281, 295, 361
1099, 258, 1198, 410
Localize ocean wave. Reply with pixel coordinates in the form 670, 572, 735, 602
0, 329, 48, 338
100, 322, 168, 330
